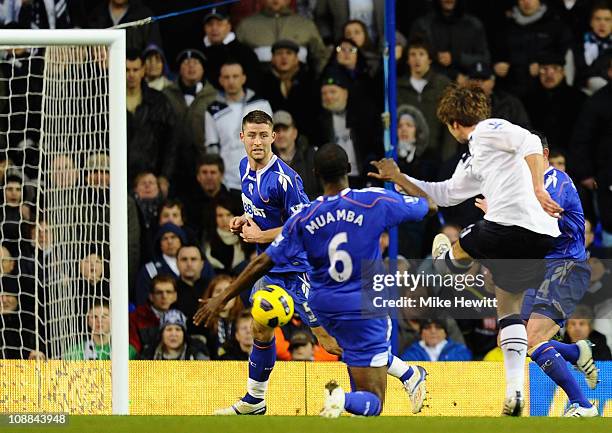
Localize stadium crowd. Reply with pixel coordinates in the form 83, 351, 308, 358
0, 0, 611, 362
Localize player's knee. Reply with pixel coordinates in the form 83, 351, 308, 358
252, 318, 275, 342
526, 328, 547, 350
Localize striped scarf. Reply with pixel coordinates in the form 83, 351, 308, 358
28, 0, 71, 29
583, 31, 612, 66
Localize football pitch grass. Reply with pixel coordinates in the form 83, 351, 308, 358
12, 416, 612, 433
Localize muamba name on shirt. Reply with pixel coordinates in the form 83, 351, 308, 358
305, 209, 364, 234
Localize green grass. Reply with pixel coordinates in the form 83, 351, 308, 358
7, 416, 611, 433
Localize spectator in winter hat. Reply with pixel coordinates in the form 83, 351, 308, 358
142, 309, 210, 360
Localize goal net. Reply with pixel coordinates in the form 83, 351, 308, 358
0, 31, 127, 415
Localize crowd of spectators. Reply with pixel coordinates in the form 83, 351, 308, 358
1, 0, 611, 362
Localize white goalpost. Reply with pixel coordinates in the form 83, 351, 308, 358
0, 30, 128, 415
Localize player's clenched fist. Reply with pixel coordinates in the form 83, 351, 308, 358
229, 215, 248, 234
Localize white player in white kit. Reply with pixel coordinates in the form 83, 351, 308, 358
369, 83, 562, 416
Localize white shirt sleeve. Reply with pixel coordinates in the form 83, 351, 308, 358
517, 132, 543, 157
204, 111, 219, 151
404, 158, 481, 207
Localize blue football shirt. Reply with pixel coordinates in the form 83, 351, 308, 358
239, 155, 310, 273
266, 187, 429, 319
544, 166, 586, 261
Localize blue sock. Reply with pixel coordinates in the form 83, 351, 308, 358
548, 340, 580, 364
244, 337, 276, 403
531, 342, 591, 408
399, 367, 414, 383
344, 391, 382, 416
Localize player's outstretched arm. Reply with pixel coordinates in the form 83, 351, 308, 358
368, 158, 429, 198
524, 153, 563, 218
193, 253, 275, 327
368, 158, 438, 215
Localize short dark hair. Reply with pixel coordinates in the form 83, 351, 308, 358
4, 174, 22, 185
132, 171, 157, 189
126, 48, 144, 63
591, 0, 612, 18
151, 274, 178, 293
549, 149, 566, 159
215, 195, 243, 218
289, 331, 314, 352
406, 34, 434, 61
220, 59, 244, 74
177, 244, 204, 260
196, 154, 225, 174
314, 143, 350, 183
436, 83, 491, 126
87, 299, 110, 312
242, 110, 273, 131
159, 199, 184, 215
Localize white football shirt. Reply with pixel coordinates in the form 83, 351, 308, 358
405, 119, 560, 237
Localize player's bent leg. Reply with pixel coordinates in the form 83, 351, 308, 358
548, 339, 600, 390
386, 355, 427, 414
432, 234, 474, 275
526, 313, 560, 348
214, 320, 275, 415
311, 325, 342, 356
527, 315, 596, 413
321, 366, 387, 418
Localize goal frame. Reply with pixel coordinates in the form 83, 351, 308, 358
0, 29, 128, 415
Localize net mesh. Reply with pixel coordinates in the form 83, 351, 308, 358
1, 46, 111, 369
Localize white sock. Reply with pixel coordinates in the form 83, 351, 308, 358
387, 355, 412, 382
499, 323, 528, 397
247, 378, 268, 400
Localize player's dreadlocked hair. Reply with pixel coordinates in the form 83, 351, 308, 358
242, 110, 273, 130
436, 83, 491, 127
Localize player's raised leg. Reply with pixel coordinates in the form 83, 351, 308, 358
549, 339, 599, 389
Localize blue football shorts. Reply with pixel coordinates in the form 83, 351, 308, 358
521, 259, 591, 326
314, 313, 392, 368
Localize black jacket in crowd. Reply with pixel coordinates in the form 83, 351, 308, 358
180, 185, 243, 241
494, 6, 572, 98
260, 65, 320, 143
524, 80, 585, 151
87, 0, 161, 53
203, 35, 262, 92
410, 0, 490, 79
315, 105, 383, 181
490, 89, 531, 129
126, 84, 177, 184
275, 136, 322, 199
563, 330, 612, 361
175, 276, 215, 336
569, 82, 612, 231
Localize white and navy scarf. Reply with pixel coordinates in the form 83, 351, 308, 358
583, 32, 612, 66
28, 0, 71, 29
